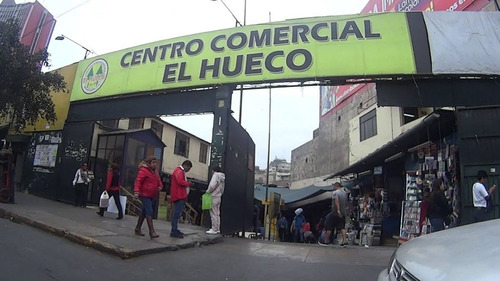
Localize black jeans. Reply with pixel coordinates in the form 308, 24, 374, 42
473, 207, 488, 223
99, 189, 123, 217
74, 183, 88, 207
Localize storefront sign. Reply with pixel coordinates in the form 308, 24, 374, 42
71, 13, 416, 101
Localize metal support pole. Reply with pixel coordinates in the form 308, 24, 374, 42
264, 85, 272, 239
238, 0, 247, 124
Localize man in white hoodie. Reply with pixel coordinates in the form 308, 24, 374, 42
205, 165, 225, 234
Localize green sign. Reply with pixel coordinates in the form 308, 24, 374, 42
71, 13, 415, 101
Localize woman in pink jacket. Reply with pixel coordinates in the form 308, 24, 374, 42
133, 156, 163, 239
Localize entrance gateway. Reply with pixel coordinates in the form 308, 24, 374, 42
22, 12, 500, 234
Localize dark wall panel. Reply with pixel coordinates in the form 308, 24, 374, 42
23, 131, 63, 200
220, 116, 255, 234
68, 89, 217, 122
458, 108, 500, 224
377, 79, 500, 107
56, 122, 94, 203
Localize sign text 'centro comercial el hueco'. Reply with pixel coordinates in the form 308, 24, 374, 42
70, 13, 418, 101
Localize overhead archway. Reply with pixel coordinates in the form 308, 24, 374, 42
21, 11, 500, 234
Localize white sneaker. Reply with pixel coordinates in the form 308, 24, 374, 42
206, 229, 218, 235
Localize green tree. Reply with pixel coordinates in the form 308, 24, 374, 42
0, 19, 67, 132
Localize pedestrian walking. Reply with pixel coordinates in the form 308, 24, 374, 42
170, 160, 194, 238
97, 163, 123, 220
73, 163, 91, 208
291, 208, 305, 243
133, 156, 163, 239
319, 182, 348, 247
205, 165, 225, 235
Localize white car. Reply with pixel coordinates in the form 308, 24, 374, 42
377, 219, 500, 281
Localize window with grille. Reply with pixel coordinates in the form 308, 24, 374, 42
150, 120, 163, 139
199, 143, 208, 164
174, 132, 190, 157
360, 109, 377, 141
128, 118, 144, 130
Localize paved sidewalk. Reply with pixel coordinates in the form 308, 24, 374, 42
0, 192, 222, 259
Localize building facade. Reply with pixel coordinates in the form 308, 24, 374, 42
291, 0, 498, 187
100, 117, 210, 182
255, 158, 291, 187
0, 0, 55, 54
290, 1, 499, 237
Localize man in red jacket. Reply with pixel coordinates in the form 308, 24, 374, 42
170, 160, 194, 238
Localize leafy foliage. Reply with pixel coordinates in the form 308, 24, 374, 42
0, 19, 67, 131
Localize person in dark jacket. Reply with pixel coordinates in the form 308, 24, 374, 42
169, 160, 194, 238
427, 178, 451, 232
97, 163, 123, 219
133, 156, 163, 239
276, 214, 288, 242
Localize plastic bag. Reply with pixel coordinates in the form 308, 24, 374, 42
202, 193, 212, 210
99, 191, 109, 208
107, 195, 127, 213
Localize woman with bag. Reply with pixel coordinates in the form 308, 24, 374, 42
97, 163, 123, 219
73, 163, 91, 208
133, 156, 163, 239
205, 165, 225, 235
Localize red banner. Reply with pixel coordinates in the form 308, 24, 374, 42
320, 83, 374, 118
433, 0, 475, 11
361, 0, 398, 13
361, 0, 476, 13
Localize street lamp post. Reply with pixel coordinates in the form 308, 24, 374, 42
55, 34, 95, 59
211, 0, 246, 124
211, 0, 245, 27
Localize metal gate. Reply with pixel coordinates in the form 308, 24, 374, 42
458, 107, 500, 224
221, 116, 255, 234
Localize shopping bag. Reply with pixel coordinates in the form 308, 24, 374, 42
107, 195, 127, 213
99, 191, 109, 208
202, 193, 212, 210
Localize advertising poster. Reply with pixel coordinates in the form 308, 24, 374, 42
320, 86, 336, 116
320, 83, 373, 118
33, 144, 58, 167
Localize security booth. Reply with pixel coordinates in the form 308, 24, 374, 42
91, 129, 165, 205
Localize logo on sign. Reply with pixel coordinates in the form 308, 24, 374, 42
81, 59, 108, 94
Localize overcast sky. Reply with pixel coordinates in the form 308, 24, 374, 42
32, 0, 368, 168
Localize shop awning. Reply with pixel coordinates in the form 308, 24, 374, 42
324, 109, 456, 180
99, 128, 166, 148
254, 184, 334, 206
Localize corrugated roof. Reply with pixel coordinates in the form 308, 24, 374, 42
254, 184, 334, 205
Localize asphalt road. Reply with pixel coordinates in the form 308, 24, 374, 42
0, 219, 391, 281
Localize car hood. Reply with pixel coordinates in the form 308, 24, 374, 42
396, 219, 500, 281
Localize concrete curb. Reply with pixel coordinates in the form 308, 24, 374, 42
0, 207, 223, 259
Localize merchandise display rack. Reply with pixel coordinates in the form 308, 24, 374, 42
398, 172, 424, 244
